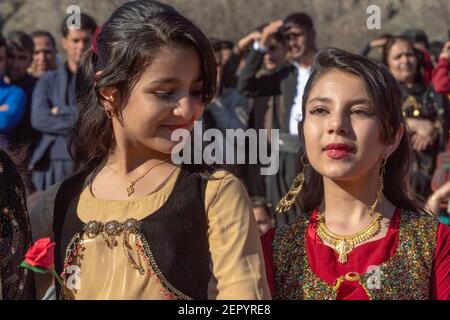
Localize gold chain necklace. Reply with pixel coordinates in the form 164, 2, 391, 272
108, 159, 168, 197
316, 211, 382, 264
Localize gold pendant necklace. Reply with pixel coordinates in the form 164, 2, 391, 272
126, 181, 136, 197
316, 211, 382, 264
108, 159, 168, 197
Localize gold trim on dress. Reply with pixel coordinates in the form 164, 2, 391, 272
61, 218, 192, 300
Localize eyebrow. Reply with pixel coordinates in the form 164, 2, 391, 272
147, 77, 203, 86
307, 96, 333, 104
307, 96, 372, 106
393, 51, 414, 58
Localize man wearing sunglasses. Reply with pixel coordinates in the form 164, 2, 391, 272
237, 13, 317, 224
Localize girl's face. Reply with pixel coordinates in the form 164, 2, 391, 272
386, 40, 418, 84
302, 69, 399, 182
109, 45, 205, 155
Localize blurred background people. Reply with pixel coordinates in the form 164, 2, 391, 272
29, 13, 97, 191
238, 12, 318, 225
202, 38, 251, 181
383, 35, 449, 198
30, 30, 58, 78
5, 31, 41, 180
251, 197, 274, 235
0, 34, 25, 149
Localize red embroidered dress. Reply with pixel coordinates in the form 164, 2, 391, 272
261, 208, 450, 300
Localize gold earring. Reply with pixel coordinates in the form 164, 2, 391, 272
104, 108, 113, 119
275, 155, 309, 214
117, 112, 125, 126
369, 157, 387, 213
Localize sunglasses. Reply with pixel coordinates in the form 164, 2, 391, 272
284, 32, 304, 40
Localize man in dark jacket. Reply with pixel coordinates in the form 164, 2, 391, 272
0, 35, 26, 147
30, 13, 96, 191
237, 13, 317, 224
5, 31, 40, 155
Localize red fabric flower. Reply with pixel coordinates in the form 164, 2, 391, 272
24, 237, 55, 269
21, 237, 75, 299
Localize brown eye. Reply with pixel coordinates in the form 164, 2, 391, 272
153, 91, 174, 100
351, 109, 376, 118
309, 107, 329, 115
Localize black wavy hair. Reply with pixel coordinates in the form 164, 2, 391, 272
70, 0, 217, 173
298, 47, 426, 215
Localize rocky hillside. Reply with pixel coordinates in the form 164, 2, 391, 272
1, 0, 449, 53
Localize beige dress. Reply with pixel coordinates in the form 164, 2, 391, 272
67, 167, 271, 299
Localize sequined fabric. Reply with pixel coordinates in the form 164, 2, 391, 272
0, 151, 35, 299
273, 209, 439, 300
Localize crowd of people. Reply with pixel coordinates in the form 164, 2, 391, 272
0, 0, 449, 300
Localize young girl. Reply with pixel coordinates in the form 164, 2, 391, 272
32, 0, 270, 300
262, 48, 449, 300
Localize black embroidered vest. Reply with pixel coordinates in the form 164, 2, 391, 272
53, 165, 211, 299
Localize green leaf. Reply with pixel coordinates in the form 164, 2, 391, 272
20, 261, 51, 274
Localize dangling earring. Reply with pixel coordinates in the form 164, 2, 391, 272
378, 157, 387, 195
369, 157, 387, 214
275, 155, 309, 214
104, 107, 113, 119
117, 112, 125, 127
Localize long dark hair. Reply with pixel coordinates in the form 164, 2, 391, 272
70, 0, 217, 173
298, 47, 426, 214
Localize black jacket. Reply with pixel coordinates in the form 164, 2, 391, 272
237, 49, 298, 134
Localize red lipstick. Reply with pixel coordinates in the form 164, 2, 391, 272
324, 143, 354, 159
